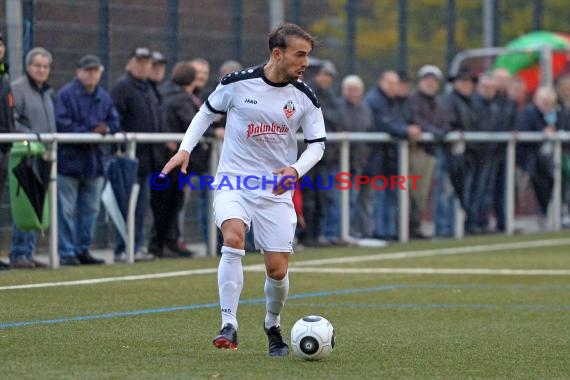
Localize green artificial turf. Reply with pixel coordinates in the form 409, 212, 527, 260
1, 232, 569, 379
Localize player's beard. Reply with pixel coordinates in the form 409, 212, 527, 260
278, 60, 303, 82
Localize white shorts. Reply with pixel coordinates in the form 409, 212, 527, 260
213, 190, 297, 253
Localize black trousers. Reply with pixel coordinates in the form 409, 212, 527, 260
149, 169, 184, 250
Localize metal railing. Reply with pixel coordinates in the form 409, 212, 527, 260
1, 130, 568, 268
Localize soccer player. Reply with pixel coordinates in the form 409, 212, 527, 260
161, 23, 326, 356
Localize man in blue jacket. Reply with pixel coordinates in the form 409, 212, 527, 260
364, 70, 421, 240
55, 55, 119, 265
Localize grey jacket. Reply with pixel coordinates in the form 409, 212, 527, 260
11, 74, 56, 133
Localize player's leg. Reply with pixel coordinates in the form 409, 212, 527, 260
264, 252, 290, 328
212, 190, 251, 350
252, 199, 296, 356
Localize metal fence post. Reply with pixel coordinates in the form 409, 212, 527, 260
398, 140, 409, 243
505, 137, 516, 235
208, 139, 220, 257
550, 138, 562, 231
49, 139, 59, 269
340, 138, 350, 241
126, 136, 137, 263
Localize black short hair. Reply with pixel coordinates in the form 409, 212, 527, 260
268, 22, 315, 52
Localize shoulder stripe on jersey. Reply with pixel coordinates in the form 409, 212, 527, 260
221, 66, 263, 85
290, 80, 320, 109
206, 100, 225, 115
304, 137, 326, 144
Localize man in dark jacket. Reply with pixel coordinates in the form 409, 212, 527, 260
55, 55, 119, 265
491, 69, 519, 232
149, 61, 197, 258
364, 69, 421, 239
464, 73, 499, 234
111, 47, 160, 261
0, 32, 12, 270
517, 86, 557, 220
556, 74, 570, 226
436, 68, 477, 236
309, 61, 343, 245
408, 65, 449, 238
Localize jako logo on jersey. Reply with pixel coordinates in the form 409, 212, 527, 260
245, 98, 258, 104
283, 100, 295, 119
246, 122, 290, 138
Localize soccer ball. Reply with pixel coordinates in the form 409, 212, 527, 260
291, 315, 335, 360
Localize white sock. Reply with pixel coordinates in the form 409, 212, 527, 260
218, 246, 245, 329
264, 273, 289, 329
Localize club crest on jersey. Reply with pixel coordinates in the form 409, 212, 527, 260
283, 100, 295, 119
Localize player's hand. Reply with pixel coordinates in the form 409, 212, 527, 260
272, 166, 298, 196
162, 150, 190, 176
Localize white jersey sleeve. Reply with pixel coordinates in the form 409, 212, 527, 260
298, 101, 326, 143
290, 82, 327, 177
178, 82, 233, 153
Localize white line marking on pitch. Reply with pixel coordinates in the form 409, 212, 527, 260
1, 238, 569, 291
0, 268, 218, 291
290, 238, 570, 267
254, 267, 570, 276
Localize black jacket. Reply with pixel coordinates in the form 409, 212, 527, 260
470, 93, 500, 157
111, 72, 161, 175
0, 67, 13, 153
408, 90, 449, 155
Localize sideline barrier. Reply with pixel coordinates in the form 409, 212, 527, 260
0, 131, 567, 267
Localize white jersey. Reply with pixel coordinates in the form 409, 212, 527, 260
203, 66, 326, 196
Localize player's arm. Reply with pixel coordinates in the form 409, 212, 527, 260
291, 106, 326, 177
162, 84, 232, 175
161, 110, 218, 175
273, 108, 326, 195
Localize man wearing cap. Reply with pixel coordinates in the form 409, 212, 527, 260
436, 68, 478, 236
54, 54, 120, 265
408, 65, 449, 239
0, 32, 13, 269
111, 47, 160, 261
149, 51, 167, 104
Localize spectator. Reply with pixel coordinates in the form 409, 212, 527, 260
149, 51, 167, 104
396, 70, 413, 102
338, 74, 373, 238
556, 74, 570, 226
365, 70, 420, 240
149, 61, 197, 258
310, 60, 344, 245
438, 68, 477, 236
0, 32, 13, 270
408, 65, 449, 239
175, 58, 211, 254
55, 55, 120, 265
491, 68, 519, 232
508, 77, 528, 111
219, 60, 243, 78
517, 86, 557, 224
9, 47, 55, 269
189, 58, 210, 100
110, 47, 160, 262
465, 73, 499, 234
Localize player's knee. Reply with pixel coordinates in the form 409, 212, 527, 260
266, 265, 287, 280
223, 233, 245, 249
